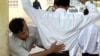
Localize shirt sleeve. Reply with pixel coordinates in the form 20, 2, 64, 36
9, 42, 29, 56
82, 1, 100, 27
70, 1, 100, 30
28, 26, 43, 47
21, 0, 46, 24
84, 1, 100, 21
34, 34, 43, 47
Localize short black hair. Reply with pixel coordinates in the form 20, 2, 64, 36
84, 8, 89, 15
9, 18, 25, 33
54, 0, 70, 7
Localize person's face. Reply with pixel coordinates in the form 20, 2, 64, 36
15, 22, 29, 40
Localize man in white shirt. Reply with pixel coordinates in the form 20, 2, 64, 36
21, 0, 100, 56
9, 18, 64, 56
78, 24, 100, 56
69, 7, 100, 56
69, 24, 100, 56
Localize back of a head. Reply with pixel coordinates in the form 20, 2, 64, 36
54, 0, 70, 7
35, 0, 37, 1
9, 18, 25, 34
84, 8, 89, 15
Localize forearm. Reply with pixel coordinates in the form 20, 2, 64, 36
29, 49, 52, 56
85, 1, 100, 22
80, 1, 100, 28
85, 1, 100, 16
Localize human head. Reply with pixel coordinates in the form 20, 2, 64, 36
9, 18, 29, 40
84, 8, 89, 15
54, 0, 70, 9
35, 0, 38, 1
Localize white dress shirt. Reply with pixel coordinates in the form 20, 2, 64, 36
69, 43, 79, 56
9, 26, 42, 56
22, 0, 100, 51
69, 24, 100, 56
78, 24, 100, 54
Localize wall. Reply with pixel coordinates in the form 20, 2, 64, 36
0, 0, 9, 56
9, 0, 51, 25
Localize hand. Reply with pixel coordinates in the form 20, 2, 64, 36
48, 41, 65, 53
79, 0, 88, 4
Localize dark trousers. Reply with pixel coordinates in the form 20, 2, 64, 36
82, 53, 99, 56
47, 51, 69, 56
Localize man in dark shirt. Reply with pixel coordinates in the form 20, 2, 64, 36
33, 0, 42, 9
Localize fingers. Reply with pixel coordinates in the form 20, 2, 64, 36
58, 44, 65, 50
49, 41, 65, 53
53, 41, 57, 45
53, 41, 65, 49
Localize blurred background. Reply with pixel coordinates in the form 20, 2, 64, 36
9, 0, 100, 25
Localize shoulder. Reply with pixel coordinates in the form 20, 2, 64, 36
28, 25, 39, 34
9, 33, 14, 42
9, 32, 23, 47
9, 33, 18, 48
28, 25, 37, 31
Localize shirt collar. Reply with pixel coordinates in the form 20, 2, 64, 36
55, 8, 67, 12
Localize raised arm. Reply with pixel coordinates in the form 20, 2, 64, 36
39, 2, 42, 9
80, 0, 100, 20
72, 0, 100, 30
21, 0, 45, 24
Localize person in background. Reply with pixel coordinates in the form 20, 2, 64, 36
72, 24, 100, 56
78, 24, 100, 56
69, 24, 100, 56
21, 0, 100, 56
9, 18, 64, 56
69, 7, 100, 56
33, 0, 42, 9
